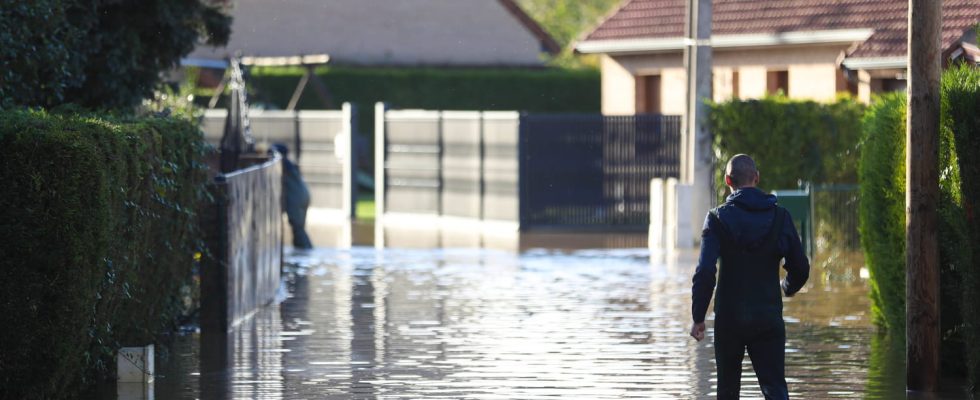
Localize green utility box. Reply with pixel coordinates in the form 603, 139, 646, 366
772, 188, 813, 258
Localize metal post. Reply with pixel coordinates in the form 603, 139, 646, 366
680, 0, 713, 246
906, 0, 942, 392
436, 111, 445, 217
286, 68, 311, 111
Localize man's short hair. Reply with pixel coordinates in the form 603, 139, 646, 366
726, 154, 758, 187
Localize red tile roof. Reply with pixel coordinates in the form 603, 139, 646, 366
583, 0, 980, 58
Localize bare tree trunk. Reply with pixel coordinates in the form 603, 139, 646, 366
906, 0, 942, 392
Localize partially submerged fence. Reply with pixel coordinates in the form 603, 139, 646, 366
202, 104, 357, 219
375, 104, 681, 240
201, 154, 283, 335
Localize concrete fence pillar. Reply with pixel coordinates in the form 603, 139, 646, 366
674, 183, 698, 248
341, 102, 357, 220
374, 102, 387, 249
649, 178, 666, 250
650, 177, 680, 251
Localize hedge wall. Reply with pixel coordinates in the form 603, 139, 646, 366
858, 88, 972, 377
0, 110, 209, 399
709, 95, 865, 194
222, 66, 601, 137
709, 96, 866, 254
858, 93, 910, 334
941, 63, 980, 387
247, 66, 599, 111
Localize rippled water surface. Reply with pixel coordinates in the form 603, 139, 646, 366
127, 246, 970, 399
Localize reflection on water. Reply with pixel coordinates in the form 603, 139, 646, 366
115, 246, 971, 399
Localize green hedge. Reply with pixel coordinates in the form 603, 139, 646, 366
709, 96, 866, 254
709, 95, 865, 194
942, 63, 980, 387
858, 88, 972, 376
248, 66, 599, 111
0, 110, 208, 399
219, 66, 600, 138
858, 93, 909, 334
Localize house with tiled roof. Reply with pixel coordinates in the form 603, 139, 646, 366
188, 0, 560, 67
575, 0, 979, 115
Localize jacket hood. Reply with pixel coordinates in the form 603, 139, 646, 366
726, 187, 777, 211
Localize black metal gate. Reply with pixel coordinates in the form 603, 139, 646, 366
519, 114, 681, 229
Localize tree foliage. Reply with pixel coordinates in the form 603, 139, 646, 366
0, 0, 230, 110
514, 0, 622, 67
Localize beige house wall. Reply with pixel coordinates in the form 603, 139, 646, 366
713, 67, 735, 102
787, 64, 840, 100
738, 66, 769, 99
600, 55, 636, 115
600, 44, 853, 115
660, 68, 688, 115
857, 70, 874, 103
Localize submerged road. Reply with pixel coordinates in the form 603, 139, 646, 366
134, 246, 960, 399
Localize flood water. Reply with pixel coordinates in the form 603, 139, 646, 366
111, 244, 971, 399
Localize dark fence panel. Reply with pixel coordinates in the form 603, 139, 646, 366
519, 114, 681, 229
811, 184, 861, 252
201, 154, 283, 335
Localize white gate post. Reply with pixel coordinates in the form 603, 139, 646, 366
649, 178, 665, 250
374, 102, 387, 249
341, 102, 357, 220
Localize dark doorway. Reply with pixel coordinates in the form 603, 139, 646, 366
766, 70, 789, 95
635, 75, 662, 114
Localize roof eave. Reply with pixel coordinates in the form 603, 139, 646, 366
575, 28, 875, 55
840, 56, 907, 70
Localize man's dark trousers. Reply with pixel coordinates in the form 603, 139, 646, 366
714, 313, 787, 399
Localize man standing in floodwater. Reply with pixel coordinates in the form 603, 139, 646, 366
690, 154, 810, 399
272, 143, 313, 250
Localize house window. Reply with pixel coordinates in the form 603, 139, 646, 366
766, 70, 789, 96
880, 78, 907, 92
836, 69, 858, 96
635, 74, 661, 114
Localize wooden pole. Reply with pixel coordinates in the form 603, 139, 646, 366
906, 0, 942, 392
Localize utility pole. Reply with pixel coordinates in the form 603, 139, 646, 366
681, 0, 713, 246
906, 0, 941, 392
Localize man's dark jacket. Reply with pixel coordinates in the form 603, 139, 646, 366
692, 187, 810, 323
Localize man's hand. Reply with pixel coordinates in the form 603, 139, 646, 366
781, 279, 795, 297
690, 322, 706, 342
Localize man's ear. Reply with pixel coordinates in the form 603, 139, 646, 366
724, 175, 733, 187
